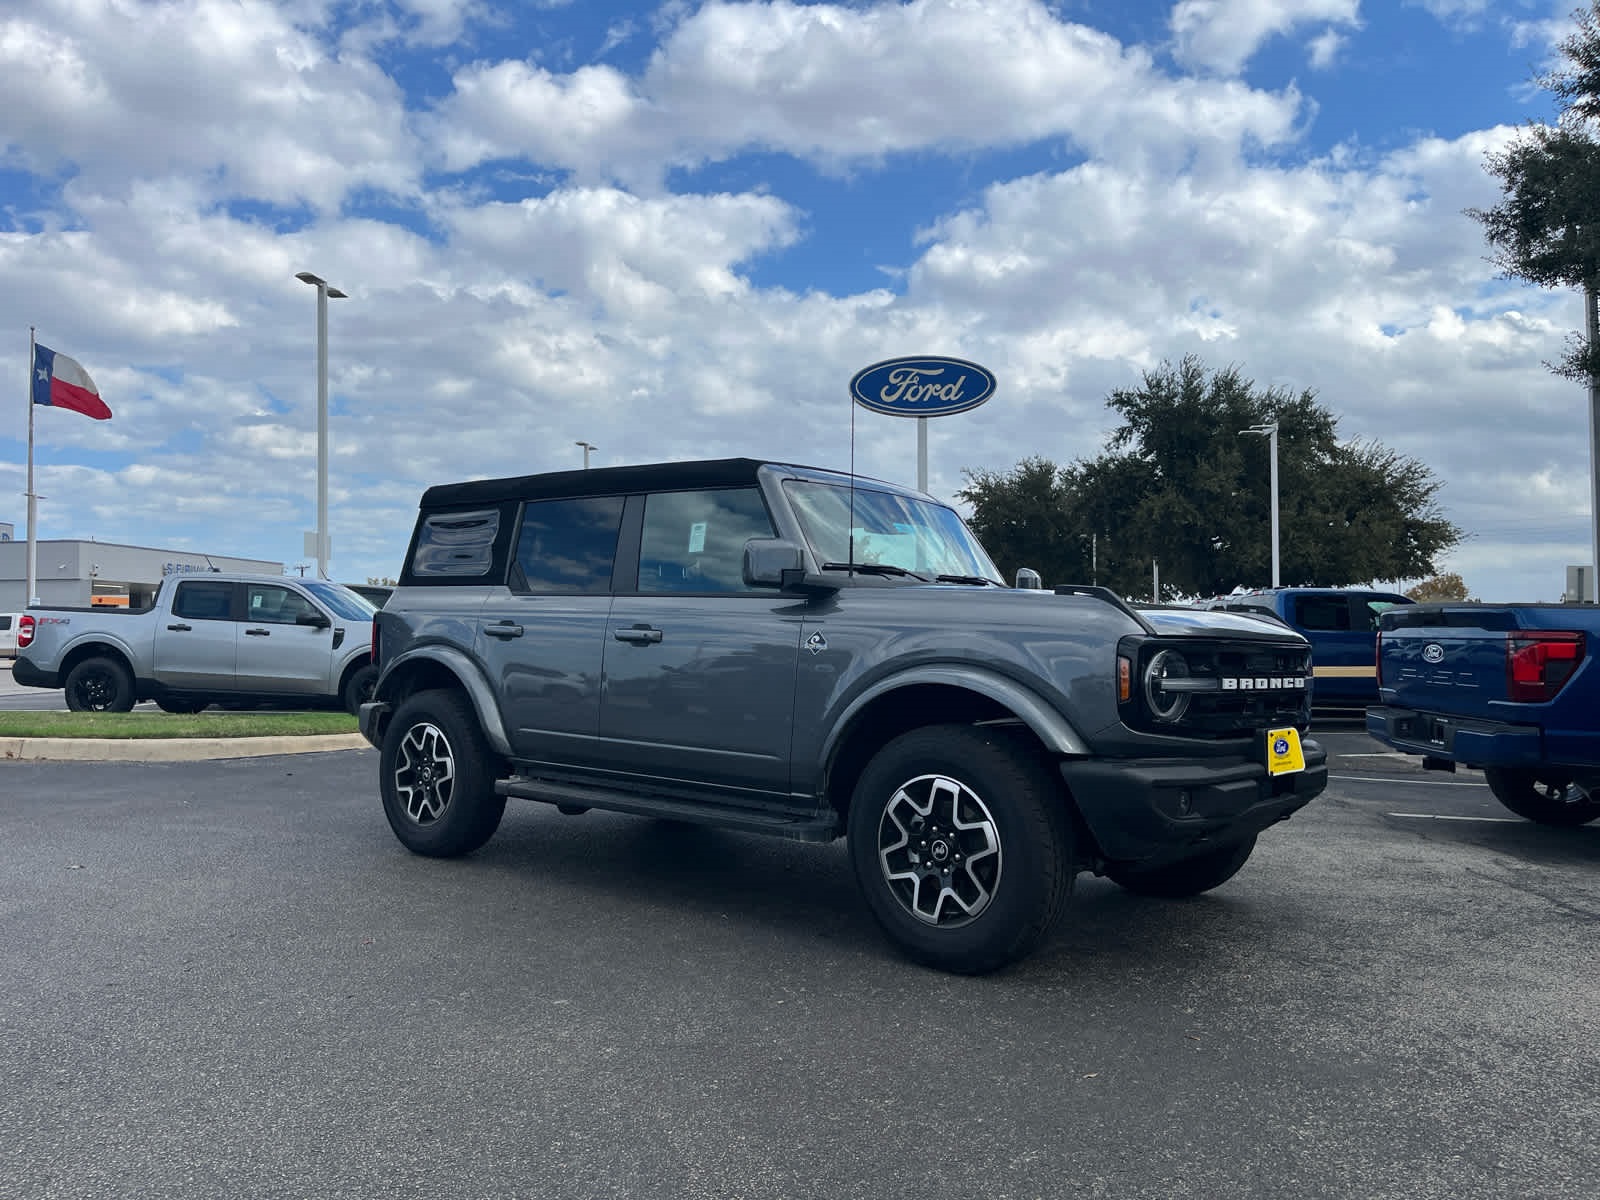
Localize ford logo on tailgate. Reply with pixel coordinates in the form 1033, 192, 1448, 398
850, 356, 997, 418
1422, 643, 1445, 663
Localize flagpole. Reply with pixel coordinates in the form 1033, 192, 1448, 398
26, 327, 37, 608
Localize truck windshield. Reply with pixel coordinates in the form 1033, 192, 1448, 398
783, 480, 1003, 583
303, 581, 377, 621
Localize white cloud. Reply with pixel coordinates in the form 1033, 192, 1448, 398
427, 0, 1305, 182
1170, 0, 1361, 75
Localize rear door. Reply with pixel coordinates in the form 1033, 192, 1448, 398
599, 487, 804, 800
151, 579, 239, 688
1293, 592, 1407, 704
476, 496, 624, 768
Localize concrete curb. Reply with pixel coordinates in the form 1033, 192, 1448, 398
0, 733, 372, 763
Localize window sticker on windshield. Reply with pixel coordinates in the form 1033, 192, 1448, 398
688, 522, 707, 554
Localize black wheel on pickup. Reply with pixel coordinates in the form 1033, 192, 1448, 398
847, 724, 1073, 975
1483, 768, 1600, 827
1103, 835, 1257, 898
63, 656, 136, 713
341, 663, 378, 716
380, 689, 506, 856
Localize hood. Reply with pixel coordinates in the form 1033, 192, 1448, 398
1136, 605, 1307, 644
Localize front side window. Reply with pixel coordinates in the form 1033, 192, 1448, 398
172, 580, 234, 621
783, 481, 1002, 582
637, 488, 776, 593
512, 497, 625, 594
246, 584, 322, 625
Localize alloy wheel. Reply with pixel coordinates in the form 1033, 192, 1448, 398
876, 773, 1002, 926
394, 721, 457, 825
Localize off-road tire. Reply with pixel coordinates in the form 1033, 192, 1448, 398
847, 724, 1073, 975
1483, 768, 1600, 827
1104, 835, 1258, 898
380, 689, 506, 857
63, 656, 136, 713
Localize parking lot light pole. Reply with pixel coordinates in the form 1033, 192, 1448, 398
296, 272, 347, 579
1240, 422, 1280, 588
576, 441, 597, 469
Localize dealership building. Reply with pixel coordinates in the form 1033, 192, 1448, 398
0, 523, 282, 611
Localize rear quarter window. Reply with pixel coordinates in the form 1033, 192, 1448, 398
402, 504, 517, 586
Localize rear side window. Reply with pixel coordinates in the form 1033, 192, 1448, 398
637, 488, 776, 593
0, 616, 11, 631
511, 497, 626, 594
412, 509, 502, 577
172, 581, 234, 621
1292, 596, 1352, 631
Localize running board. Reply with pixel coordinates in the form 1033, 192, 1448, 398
495, 776, 841, 843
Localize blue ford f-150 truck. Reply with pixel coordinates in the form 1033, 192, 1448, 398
1366, 601, 1600, 825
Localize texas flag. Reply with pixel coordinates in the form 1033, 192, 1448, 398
32, 343, 112, 420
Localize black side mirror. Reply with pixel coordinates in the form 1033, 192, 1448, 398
743, 538, 806, 589
296, 611, 332, 629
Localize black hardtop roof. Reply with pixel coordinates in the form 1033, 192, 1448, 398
420, 456, 884, 508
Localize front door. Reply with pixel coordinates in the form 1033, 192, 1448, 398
152, 579, 239, 689
235, 582, 336, 695
600, 487, 803, 801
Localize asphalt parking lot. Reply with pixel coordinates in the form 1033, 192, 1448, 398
2, 721, 1596, 1200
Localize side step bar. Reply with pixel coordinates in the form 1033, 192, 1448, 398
495, 776, 841, 844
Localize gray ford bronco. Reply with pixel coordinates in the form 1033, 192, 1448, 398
360, 458, 1326, 973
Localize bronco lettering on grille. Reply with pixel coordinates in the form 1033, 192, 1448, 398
1219, 677, 1307, 691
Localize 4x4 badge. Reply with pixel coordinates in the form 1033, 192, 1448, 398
806, 632, 827, 655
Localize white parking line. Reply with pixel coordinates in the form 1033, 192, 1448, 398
1386, 813, 1525, 823
1333, 774, 1485, 787
1337, 752, 1408, 758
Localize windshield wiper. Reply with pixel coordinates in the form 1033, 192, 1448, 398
935, 574, 999, 586
820, 561, 927, 581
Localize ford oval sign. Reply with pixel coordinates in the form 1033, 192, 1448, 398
850, 356, 996, 418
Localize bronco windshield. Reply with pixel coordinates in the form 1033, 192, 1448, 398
783, 480, 1003, 583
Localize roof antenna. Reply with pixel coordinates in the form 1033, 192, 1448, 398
204, 554, 221, 573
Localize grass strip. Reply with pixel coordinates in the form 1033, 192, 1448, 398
0, 711, 359, 740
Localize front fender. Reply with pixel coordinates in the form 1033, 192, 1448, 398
820, 664, 1091, 772
378, 643, 513, 758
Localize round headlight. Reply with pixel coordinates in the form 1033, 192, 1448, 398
1143, 649, 1191, 723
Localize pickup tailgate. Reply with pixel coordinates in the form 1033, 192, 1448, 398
1377, 604, 1592, 723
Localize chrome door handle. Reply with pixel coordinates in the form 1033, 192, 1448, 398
613, 626, 663, 645
485, 622, 525, 639
245, 628, 271, 636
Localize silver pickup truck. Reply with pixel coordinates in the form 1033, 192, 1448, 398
13, 572, 377, 714
361, 458, 1328, 974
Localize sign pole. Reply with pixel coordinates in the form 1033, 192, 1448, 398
917, 417, 927, 493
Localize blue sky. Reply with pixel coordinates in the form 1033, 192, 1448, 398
1, 0, 1593, 601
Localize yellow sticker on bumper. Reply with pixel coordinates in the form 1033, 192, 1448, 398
1267, 727, 1306, 776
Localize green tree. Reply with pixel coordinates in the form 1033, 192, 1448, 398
1464, 2, 1600, 586
1406, 573, 1473, 603
958, 357, 1462, 599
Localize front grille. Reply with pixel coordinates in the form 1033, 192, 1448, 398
1124, 637, 1312, 738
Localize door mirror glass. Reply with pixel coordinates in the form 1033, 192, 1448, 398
1015, 567, 1042, 590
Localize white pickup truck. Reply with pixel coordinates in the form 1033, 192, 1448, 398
12, 573, 377, 714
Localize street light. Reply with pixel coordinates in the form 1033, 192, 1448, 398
296, 271, 347, 579
575, 440, 597, 469
1240, 422, 1280, 588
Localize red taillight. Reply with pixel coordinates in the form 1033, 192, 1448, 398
1506, 630, 1584, 703
17, 614, 34, 649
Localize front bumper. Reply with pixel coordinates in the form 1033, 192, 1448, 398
1059, 738, 1327, 866
11, 658, 60, 690
1365, 705, 1542, 769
